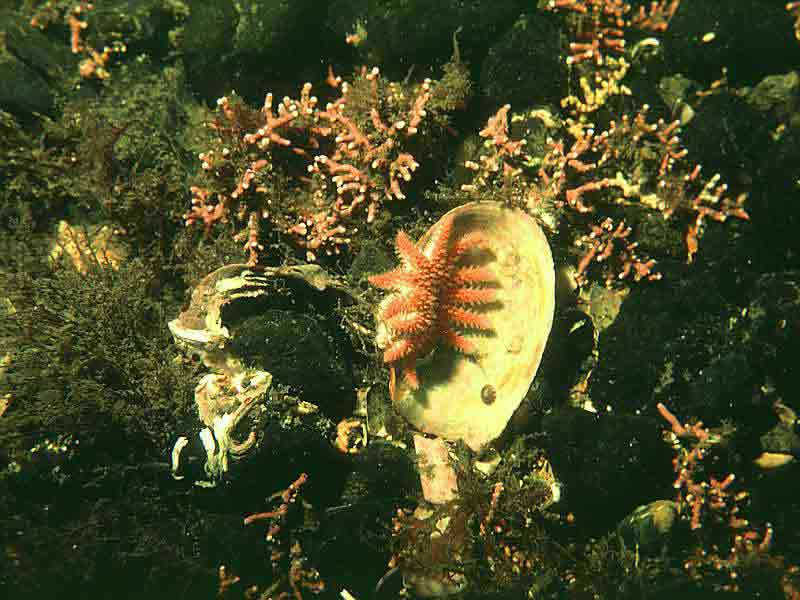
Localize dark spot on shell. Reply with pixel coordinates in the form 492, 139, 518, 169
481, 384, 496, 405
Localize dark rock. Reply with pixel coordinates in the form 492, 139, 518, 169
230, 309, 353, 402
662, 1, 800, 87
326, 0, 525, 79
480, 13, 566, 110
540, 406, 673, 534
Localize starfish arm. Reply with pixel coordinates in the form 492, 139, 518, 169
380, 293, 414, 321
453, 265, 496, 285
395, 231, 428, 271
422, 215, 454, 269
381, 286, 435, 320
383, 338, 414, 363
386, 311, 431, 334
440, 328, 477, 354
369, 268, 413, 290
446, 286, 496, 305
444, 305, 493, 330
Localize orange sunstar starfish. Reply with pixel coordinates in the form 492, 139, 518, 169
369, 214, 497, 392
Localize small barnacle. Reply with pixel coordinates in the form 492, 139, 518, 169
481, 384, 496, 405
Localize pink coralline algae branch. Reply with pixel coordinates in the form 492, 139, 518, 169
185, 63, 461, 264
460, 104, 749, 287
